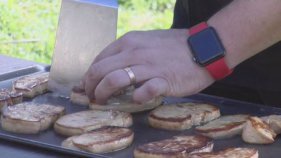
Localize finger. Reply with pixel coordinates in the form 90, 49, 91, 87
93, 65, 157, 104
80, 41, 121, 92
85, 50, 133, 98
132, 78, 169, 103
84, 49, 142, 98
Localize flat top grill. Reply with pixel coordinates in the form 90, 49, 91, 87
0, 56, 280, 158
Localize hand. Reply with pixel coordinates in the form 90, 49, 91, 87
83, 29, 215, 104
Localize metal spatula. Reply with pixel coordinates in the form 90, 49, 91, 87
48, 0, 118, 97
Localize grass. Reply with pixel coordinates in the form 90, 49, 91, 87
0, 0, 175, 64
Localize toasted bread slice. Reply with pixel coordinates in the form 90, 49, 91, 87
188, 147, 258, 158
261, 115, 281, 135
148, 105, 193, 130
90, 97, 162, 113
195, 114, 250, 139
1, 102, 65, 134
71, 85, 162, 112
89, 87, 162, 113
0, 88, 22, 109
134, 135, 213, 158
148, 103, 220, 130
242, 116, 276, 144
63, 127, 134, 153
54, 110, 132, 136
13, 72, 49, 98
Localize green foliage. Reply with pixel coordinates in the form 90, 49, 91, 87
0, 0, 175, 64
0, 0, 60, 63
117, 0, 175, 37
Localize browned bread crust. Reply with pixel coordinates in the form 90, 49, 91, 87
134, 135, 213, 158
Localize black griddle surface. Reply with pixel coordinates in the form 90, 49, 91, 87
0, 70, 281, 158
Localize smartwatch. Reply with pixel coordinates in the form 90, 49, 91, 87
187, 22, 232, 80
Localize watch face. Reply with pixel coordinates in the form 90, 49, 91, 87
188, 27, 225, 66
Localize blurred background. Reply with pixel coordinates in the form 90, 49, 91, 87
0, 0, 175, 64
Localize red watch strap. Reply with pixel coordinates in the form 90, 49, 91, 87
189, 22, 208, 35
189, 22, 232, 80
206, 58, 232, 80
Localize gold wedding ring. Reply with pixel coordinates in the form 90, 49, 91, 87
123, 67, 136, 85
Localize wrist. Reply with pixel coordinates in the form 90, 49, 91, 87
207, 19, 241, 70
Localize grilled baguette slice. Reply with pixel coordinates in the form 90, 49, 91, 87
63, 127, 134, 153
188, 147, 258, 158
195, 114, 250, 139
148, 105, 193, 130
148, 103, 220, 130
54, 110, 132, 136
90, 97, 162, 113
134, 135, 213, 158
90, 88, 162, 113
261, 115, 281, 135
13, 72, 49, 98
71, 85, 162, 112
242, 116, 276, 144
0, 88, 22, 109
1, 102, 65, 134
